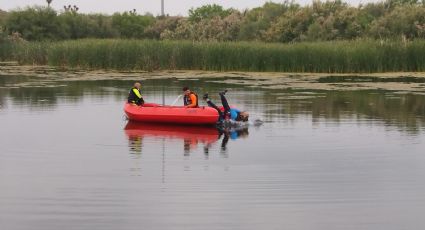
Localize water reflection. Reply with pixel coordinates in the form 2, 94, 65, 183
124, 121, 249, 156
2, 74, 425, 230
265, 91, 425, 134
125, 122, 219, 154
1, 75, 425, 133
216, 126, 249, 154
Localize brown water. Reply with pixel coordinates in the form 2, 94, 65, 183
1, 74, 425, 230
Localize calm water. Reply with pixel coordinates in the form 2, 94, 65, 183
1, 74, 425, 230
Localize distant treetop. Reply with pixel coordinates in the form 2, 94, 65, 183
2, 0, 425, 42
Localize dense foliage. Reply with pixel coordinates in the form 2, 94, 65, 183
1, 1, 425, 42
2, 39, 424, 73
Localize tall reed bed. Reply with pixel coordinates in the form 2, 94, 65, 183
2, 39, 425, 73
0, 41, 17, 61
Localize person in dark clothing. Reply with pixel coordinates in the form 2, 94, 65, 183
127, 82, 144, 106
203, 90, 249, 122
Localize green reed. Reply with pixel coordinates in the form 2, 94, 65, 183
2, 39, 425, 73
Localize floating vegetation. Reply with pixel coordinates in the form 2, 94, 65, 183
318, 76, 425, 83
2, 65, 425, 93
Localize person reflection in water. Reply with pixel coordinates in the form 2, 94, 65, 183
184, 138, 199, 156
128, 136, 143, 155
219, 127, 249, 152
203, 127, 249, 156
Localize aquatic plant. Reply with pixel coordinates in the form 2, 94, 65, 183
2, 39, 425, 73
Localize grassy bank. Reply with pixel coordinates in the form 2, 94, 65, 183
2, 39, 425, 73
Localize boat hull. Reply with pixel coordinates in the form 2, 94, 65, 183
124, 103, 220, 125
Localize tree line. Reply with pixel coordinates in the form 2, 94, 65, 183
1, 0, 425, 42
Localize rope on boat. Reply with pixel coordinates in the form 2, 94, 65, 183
171, 95, 183, 106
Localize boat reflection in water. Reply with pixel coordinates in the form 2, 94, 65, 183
124, 121, 249, 156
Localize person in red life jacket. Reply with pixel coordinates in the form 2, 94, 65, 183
203, 90, 249, 122
127, 82, 144, 106
182, 86, 198, 108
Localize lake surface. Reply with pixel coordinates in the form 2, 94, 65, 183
1, 72, 425, 230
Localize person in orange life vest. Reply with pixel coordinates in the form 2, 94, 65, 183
182, 86, 198, 108
127, 82, 144, 106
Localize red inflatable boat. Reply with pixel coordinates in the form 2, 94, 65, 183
124, 103, 220, 125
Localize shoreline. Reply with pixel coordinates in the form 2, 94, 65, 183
1, 65, 425, 93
